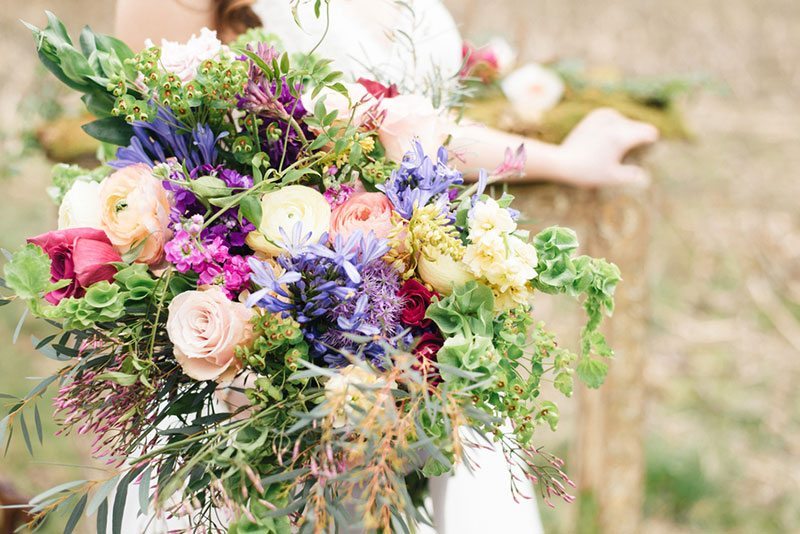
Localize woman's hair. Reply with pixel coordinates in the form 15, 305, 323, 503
213, 0, 262, 40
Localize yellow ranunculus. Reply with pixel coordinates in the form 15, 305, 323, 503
246, 185, 331, 256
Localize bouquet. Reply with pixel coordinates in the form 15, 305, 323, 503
2, 13, 621, 533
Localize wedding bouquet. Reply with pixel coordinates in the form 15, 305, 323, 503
2, 13, 620, 533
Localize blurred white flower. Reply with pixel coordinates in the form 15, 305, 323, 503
148, 28, 223, 82
485, 37, 517, 75
58, 180, 102, 230
324, 365, 394, 429
501, 63, 565, 122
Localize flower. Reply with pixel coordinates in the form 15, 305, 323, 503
166, 286, 255, 382
501, 63, 565, 122
324, 365, 393, 428
378, 141, 463, 220
27, 228, 121, 305
377, 94, 448, 163
246, 186, 331, 256
417, 250, 474, 295
330, 192, 395, 243
398, 279, 437, 328
413, 331, 444, 383
323, 183, 357, 210
468, 197, 517, 242
461, 38, 516, 82
99, 164, 172, 265
149, 28, 222, 82
58, 180, 102, 230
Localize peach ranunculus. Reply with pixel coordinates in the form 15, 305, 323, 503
377, 94, 448, 163
166, 286, 255, 382
329, 192, 395, 243
99, 164, 171, 265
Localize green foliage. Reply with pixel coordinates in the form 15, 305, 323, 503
426, 281, 495, 338
25, 13, 134, 120
531, 226, 621, 388
48, 163, 109, 204
47, 281, 126, 329
3, 244, 56, 302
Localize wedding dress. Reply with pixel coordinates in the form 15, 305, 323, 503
252, 2, 545, 533
121, 2, 543, 532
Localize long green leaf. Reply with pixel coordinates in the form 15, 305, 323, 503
64, 493, 88, 534
82, 117, 134, 146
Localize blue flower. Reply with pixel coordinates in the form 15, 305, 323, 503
110, 108, 225, 170
378, 141, 464, 219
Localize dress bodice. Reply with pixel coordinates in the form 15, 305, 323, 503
252, 0, 463, 90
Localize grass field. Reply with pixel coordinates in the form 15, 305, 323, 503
1, 1, 799, 532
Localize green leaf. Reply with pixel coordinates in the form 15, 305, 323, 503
576, 358, 608, 389
81, 117, 134, 146
30, 480, 87, 505
34, 404, 43, 445
96, 372, 138, 387
189, 175, 232, 198
64, 493, 88, 534
97, 498, 108, 534
19, 412, 33, 455
4, 244, 52, 301
239, 195, 262, 228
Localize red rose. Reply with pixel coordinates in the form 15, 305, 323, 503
399, 279, 437, 328
414, 331, 444, 385
27, 228, 122, 305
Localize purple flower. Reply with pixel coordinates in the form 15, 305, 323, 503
324, 184, 356, 209
378, 141, 464, 219
247, 230, 391, 362
111, 108, 224, 170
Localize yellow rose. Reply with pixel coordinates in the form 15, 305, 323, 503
246, 185, 331, 256
417, 250, 474, 295
99, 164, 171, 265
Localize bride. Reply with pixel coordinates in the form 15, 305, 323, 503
113, 1, 657, 532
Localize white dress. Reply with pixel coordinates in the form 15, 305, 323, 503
252, 2, 544, 534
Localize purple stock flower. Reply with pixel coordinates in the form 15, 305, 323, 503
378, 141, 464, 219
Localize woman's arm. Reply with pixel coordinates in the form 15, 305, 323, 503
451, 108, 659, 187
115, 0, 215, 49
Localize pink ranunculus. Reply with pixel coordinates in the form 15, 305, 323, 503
329, 192, 395, 243
166, 286, 255, 382
27, 228, 122, 305
377, 94, 448, 163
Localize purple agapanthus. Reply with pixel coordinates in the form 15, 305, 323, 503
247, 226, 391, 362
110, 107, 224, 169
378, 141, 464, 219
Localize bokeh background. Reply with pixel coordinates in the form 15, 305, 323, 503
1, 0, 798, 532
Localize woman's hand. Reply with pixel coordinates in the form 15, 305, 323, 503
557, 108, 660, 188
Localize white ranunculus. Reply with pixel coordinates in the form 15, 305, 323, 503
324, 365, 394, 429
246, 185, 331, 256
378, 94, 448, 163
58, 180, 103, 230
501, 63, 565, 123
149, 28, 223, 82
417, 250, 474, 295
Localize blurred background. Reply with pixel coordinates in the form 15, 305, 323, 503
1, 0, 798, 532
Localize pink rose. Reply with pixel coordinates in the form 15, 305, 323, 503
166, 286, 255, 382
378, 94, 448, 163
27, 228, 122, 305
99, 164, 172, 266
329, 192, 395, 242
